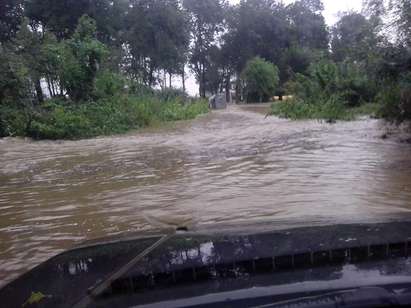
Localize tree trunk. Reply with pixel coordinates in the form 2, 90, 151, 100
46, 77, 53, 98
51, 80, 57, 96
225, 73, 231, 103
200, 64, 206, 98
169, 73, 172, 88
148, 66, 155, 87
34, 78, 44, 103
182, 67, 186, 93
235, 77, 241, 104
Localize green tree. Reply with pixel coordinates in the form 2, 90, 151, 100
183, 0, 226, 97
58, 15, 108, 102
241, 57, 279, 103
13, 18, 48, 103
25, 0, 127, 43
221, 0, 290, 101
286, 0, 329, 50
232, 1, 290, 68
279, 46, 325, 85
0, 45, 30, 106
389, 0, 411, 46
331, 12, 380, 63
0, 0, 24, 42
125, 0, 189, 87
0, 44, 33, 137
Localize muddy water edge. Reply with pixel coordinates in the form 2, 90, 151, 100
1, 104, 411, 286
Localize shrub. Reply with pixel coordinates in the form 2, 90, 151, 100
271, 95, 350, 121
128, 82, 155, 97
0, 106, 31, 137
291, 60, 374, 107
376, 82, 402, 120
155, 88, 188, 103
184, 99, 209, 119
159, 99, 209, 121
337, 62, 375, 107
25, 94, 209, 140
242, 57, 280, 103
29, 105, 93, 139
275, 59, 378, 121
377, 74, 411, 121
399, 73, 411, 119
94, 71, 126, 99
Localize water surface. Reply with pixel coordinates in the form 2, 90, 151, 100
1, 105, 411, 286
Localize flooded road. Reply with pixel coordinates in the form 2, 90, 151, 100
1, 105, 411, 286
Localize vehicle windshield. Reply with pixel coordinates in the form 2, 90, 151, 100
1, 0, 411, 306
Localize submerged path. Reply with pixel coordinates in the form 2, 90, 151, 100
1, 105, 411, 286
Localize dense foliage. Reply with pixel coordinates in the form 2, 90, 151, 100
242, 57, 279, 103
272, 60, 378, 121
0, 11, 207, 139
26, 95, 208, 140
272, 0, 411, 121
1, 0, 411, 139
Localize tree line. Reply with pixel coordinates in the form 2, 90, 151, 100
0, 0, 410, 138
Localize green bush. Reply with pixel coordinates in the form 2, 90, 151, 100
242, 57, 280, 103
128, 82, 155, 97
25, 94, 209, 140
377, 74, 411, 121
159, 99, 209, 121
94, 71, 126, 98
0, 106, 31, 137
291, 60, 373, 106
184, 100, 209, 119
376, 83, 402, 121
271, 95, 350, 121
29, 105, 93, 139
275, 60, 378, 121
271, 98, 381, 122
155, 88, 188, 103
337, 62, 375, 107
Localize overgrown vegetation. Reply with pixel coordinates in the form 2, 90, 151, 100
271, 60, 379, 121
0, 13, 207, 139
25, 96, 208, 140
241, 57, 279, 103
1, 0, 410, 138
271, 100, 380, 122
272, 0, 411, 122
0, 94, 208, 140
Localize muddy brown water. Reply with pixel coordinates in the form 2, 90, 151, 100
1, 105, 411, 287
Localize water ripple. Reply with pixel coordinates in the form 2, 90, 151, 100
1, 105, 411, 286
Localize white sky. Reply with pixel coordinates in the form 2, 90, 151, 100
184, 0, 363, 95
314, 0, 363, 25
228, 0, 363, 26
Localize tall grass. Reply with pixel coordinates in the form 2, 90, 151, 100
25, 95, 209, 140
269, 60, 380, 122
271, 99, 380, 122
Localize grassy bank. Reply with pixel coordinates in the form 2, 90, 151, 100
0, 95, 209, 140
270, 100, 380, 122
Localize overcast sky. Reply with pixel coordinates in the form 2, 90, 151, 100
228, 0, 363, 26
